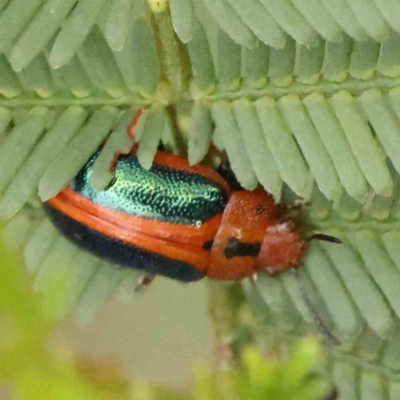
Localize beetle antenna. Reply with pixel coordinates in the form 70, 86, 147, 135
292, 269, 341, 346
310, 233, 342, 244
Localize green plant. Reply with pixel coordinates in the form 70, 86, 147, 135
1, 1, 400, 398
0, 242, 332, 399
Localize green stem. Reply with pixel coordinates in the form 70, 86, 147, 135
151, 9, 191, 101
206, 280, 254, 370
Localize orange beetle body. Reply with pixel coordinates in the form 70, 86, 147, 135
46, 150, 308, 282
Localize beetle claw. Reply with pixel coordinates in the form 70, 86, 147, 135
283, 199, 309, 210
249, 273, 258, 285
134, 273, 156, 292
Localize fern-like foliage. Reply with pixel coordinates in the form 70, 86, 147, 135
2, 1, 400, 399
1, 1, 400, 205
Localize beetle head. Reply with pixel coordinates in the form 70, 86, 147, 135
256, 221, 308, 275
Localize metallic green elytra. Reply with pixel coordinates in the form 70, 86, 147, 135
71, 150, 229, 226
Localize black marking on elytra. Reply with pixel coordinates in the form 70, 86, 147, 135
202, 240, 214, 250
217, 163, 243, 191
44, 204, 205, 283
224, 237, 261, 259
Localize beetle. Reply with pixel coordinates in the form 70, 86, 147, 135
45, 111, 340, 286
45, 110, 342, 345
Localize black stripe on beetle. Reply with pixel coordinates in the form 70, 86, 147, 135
202, 240, 214, 250
224, 237, 261, 259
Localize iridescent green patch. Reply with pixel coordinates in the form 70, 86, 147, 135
72, 151, 228, 227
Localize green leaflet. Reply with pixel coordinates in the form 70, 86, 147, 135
10, 0, 77, 71
38, 106, 119, 201
0, 106, 87, 219
169, 0, 195, 43
49, 0, 109, 69
2, 2, 400, 200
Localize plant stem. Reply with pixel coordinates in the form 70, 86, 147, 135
206, 280, 254, 370
151, 9, 191, 102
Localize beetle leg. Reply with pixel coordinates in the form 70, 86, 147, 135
209, 144, 228, 165
134, 272, 156, 292
249, 273, 258, 285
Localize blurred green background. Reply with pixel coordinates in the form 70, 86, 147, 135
63, 277, 213, 390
